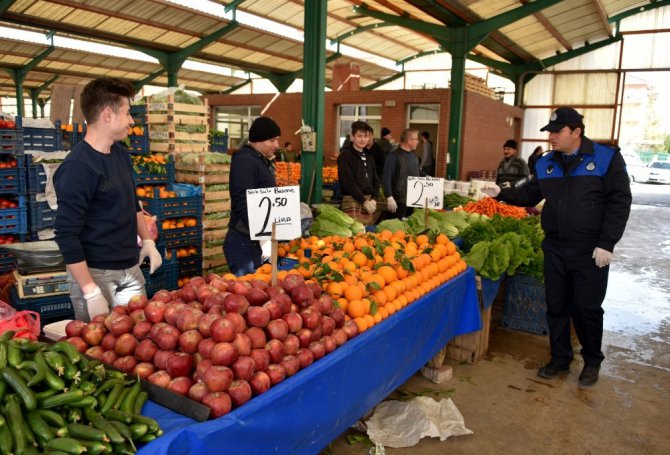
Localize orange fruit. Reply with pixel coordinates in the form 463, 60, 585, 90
363, 314, 375, 329
347, 299, 366, 318
377, 265, 397, 285
354, 317, 368, 333
344, 283, 363, 302
336, 297, 348, 313
326, 282, 343, 297
416, 234, 429, 246
436, 233, 448, 245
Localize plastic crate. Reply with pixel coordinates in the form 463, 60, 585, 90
157, 226, 202, 250
25, 155, 65, 193
0, 128, 24, 155
501, 274, 548, 335
142, 257, 178, 297
23, 122, 63, 152
0, 250, 15, 272
130, 105, 147, 125
0, 196, 27, 235
135, 156, 175, 185
278, 257, 299, 271
210, 134, 228, 153
0, 166, 26, 194
177, 254, 203, 278
27, 195, 56, 230
140, 193, 202, 220
126, 134, 149, 154
9, 285, 74, 329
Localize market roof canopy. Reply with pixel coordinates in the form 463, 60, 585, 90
0, 0, 667, 98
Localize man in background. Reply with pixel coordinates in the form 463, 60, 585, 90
377, 127, 394, 157
495, 139, 529, 188
383, 129, 422, 219
420, 131, 434, 176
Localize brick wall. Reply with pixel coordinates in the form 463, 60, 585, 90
205, 89, 522, 180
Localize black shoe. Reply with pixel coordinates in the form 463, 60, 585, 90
537, 361, 570, 379
579, 365, 600, 386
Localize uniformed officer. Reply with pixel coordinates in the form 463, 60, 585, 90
483, 107, 632, 386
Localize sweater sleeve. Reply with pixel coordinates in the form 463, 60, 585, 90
382, 152, 397, 197
230, 154, 258, 230
497, 175, 544, 208
337, 153, 366, 204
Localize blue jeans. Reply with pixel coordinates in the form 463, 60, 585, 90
224, 229, 262, 276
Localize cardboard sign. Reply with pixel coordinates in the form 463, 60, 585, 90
246, 186, 301, 240
406, 177, 444, 209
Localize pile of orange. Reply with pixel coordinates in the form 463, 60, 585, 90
136, 185, 176, 199
161, 217, 198, 230
274, 230, 467, 333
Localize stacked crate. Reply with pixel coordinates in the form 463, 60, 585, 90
126, 105, 150, 154
0, 122, 27, 246
146, 95, 209, 156
175, 154, 231, 275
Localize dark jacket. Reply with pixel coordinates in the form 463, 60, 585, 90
496, 156, 530, 188
54, 141, 139, 269
382, 147, 421, 204
368, 141, 386, 179
498, 137, 632, 252
337, 144, 379, 204
229, 145, 276, 236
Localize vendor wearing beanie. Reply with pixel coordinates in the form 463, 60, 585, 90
224, 116, 280, 276
495, 139, 530, 189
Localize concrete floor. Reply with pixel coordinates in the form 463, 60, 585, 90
326, 183, 670, 455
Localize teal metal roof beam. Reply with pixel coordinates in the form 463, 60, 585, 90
396, 48, 446, 66
133, 69, 166, 92
222, 78, 251, 94
329, 23, 394, 45
362, 71, 404, 90
29, 74, 58, 118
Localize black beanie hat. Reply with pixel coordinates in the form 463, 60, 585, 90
503, 139, 517, 149
249, 116, 281, 142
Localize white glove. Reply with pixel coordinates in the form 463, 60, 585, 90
83, 286, 110, 320
138, 239, 163, 274
260, 239, 271, 263
363, 199, 376, 214
386, 197, 398, 213
482, 184, 501, 197
592, 247, 613, 268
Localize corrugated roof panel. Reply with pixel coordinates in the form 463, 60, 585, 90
60, 10, 108, 29
124, 24, 171, 42
96, 17, 142, 37
20, 1, 72, 21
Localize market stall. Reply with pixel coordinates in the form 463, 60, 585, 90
139, 268, 480, 454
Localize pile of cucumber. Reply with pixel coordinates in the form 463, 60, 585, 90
0, 331, 162, 454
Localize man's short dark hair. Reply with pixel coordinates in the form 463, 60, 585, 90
80, 78, 135, 124
351, 120, 372, 136
421, 131, 430, 140
566, 123, 585, 137
400, 129, 419, 143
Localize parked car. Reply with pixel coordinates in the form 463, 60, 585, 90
621, 153, 649, 183
646, 161, 670, 184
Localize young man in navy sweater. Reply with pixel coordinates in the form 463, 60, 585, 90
55, 78, 162, 321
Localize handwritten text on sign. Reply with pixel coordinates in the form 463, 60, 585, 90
247, 186, 301, 240
406, 177, 444, 209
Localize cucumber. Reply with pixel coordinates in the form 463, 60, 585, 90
93, 379, 124, 397
131, 414, 160, 434
77, 380, 97, 395
108, 420, 136, 452
7, 342, 22, 367
44, 437, 87, 454
113, 387, 131, 410
80, 439, 113, 455
84, 409, 125, 445
35, 388, 59, 400
0, 379, 6, 402
35, 352, 66, 391
0, 421, 13, 454
69, 396, 98, 408
133, 391, 148, 415
26, 410, 56, 446
128, 423, 148, 439
138, 432, 158, 443
67, 407, 83, 424
61, 355, 80, 382
101, 383, 123, 413
6, 395, 28, 454
19, 359, 46, 387
44, 351, 66, 376
101, 409, 133, 425
0, 340, 7, 368
104, 369, 125, 380
120, 382, 142, 414
48, 341, 82, 364
10, 338, 47, 352
65, 423, 110, 442
1, 367, 38, 410
37, 409, 68, 428
41, 389, 85, 409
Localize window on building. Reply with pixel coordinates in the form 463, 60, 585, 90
337, 104, 382, 150
213, 106, 262, 151
408, 104, 440, 157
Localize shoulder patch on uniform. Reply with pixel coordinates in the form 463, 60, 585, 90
586, 161, 596, 171
547, 164, 554, 174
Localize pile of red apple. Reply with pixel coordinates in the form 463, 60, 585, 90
63, 273, 359, 418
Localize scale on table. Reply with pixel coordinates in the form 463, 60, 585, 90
1, 240, 66, 275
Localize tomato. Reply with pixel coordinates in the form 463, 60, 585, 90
0, 119, 6, 129
5, 121, 15, 129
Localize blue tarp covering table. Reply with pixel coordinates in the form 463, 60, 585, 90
139, 267, 480, 455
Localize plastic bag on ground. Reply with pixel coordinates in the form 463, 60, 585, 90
365, 396, 472, 448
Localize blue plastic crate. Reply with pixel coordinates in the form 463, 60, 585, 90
177, 254, 203, 278
130, 105, 146, 125
28, 196, 56, 230
25, 154, 64, 193
0, 167, 26, 194
139, 193, 202, 220
278, 257, 299, 271
142, 257, 178, 297
126, 133, 149, 154
9, 286, 74, 328
211, 135, 229, 153
157, 226, 202, 250
0, 250, 15, 272
134, 156, 175, 185
501, 274, 548, 336
0, 128, 24, 155
23, 124, 63, 152
0, 196, 27, 235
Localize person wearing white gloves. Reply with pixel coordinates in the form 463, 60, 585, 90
382, 129, 422, 219
484, 107, 632, 387
224, 116, 280, 275
55, 78, 162, 322
337, 121, 382, 225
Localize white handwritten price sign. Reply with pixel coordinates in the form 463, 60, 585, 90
406, 177, 444, 209
246, 186, 302, 240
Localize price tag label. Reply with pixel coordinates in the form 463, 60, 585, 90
246, 186, 301, 240
406, 177, 444, 209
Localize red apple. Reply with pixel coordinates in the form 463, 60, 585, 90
266, 339, 284, 364
228, 379, 252, 407
152, 289, 172, 303
133, 320, 152, 340
127, 294, 148, 312
244, 327, 267, 349
198, 338, 216, 359
65, 320, 86, 337
282, 312, 303, 333
100, 350, 118, 365
113, 356, 136, 374
266, 364, 286, 385
101, 333, 117, 351
168, 377, 193, 396
154, 350, 173, 371
246, 288, 269, 306
249, 371, 271, 395
224, 293, 250, 315
114, 333, 138, 356
135, 339, 159, 362
322, 335, 337, 354
309, 340, 326, 360
281, 274, 304, 293
232, 356, 256, 381
245, 306, 270, 328
296, 348, 314, 369
204, 365, 234, 392
166, 352, 194, 378
81, 322, 105, 346
210, 342, 238, 366
250, 348, 270, 372
210, 318, 236, 343
134, 362, 156, 380
224, 312, 247, 334
202, 392, 232, 418
148, 370, 171, 388
84, 345, 104, 360
144, 300, 166, 323
280, 355, 300, 377
179, 330, 203, 354
232, 333, 252, 356
291, 285, 314, 308
188, 381, 209, 403
332, 328, 348, 346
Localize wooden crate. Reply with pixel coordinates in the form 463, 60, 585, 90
202, 217, 229, 230
203, 228, 228, 243
176, 162, 231, 185
203, 190, 230, 214
146, 96, 210, 155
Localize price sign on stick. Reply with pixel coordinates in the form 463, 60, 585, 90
247, 186, 301, 241
406, 177, 445, 209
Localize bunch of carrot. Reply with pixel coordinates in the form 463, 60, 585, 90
459, 197, 528, 219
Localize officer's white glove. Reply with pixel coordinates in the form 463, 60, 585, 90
482, 184, 501, 197
363, 199, 377, 214
260, 239, 272, 263
83, 286, 110, 321
592, 247, 613, 268
138, 239, 163, 274
386, 197, 398, 213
